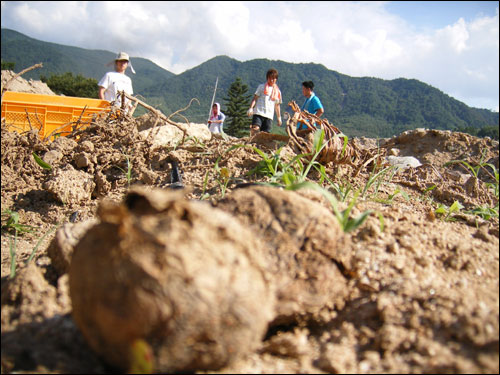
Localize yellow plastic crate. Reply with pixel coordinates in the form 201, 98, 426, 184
1, 91, 111, 141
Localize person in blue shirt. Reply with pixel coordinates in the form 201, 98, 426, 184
297, 81, 324, 130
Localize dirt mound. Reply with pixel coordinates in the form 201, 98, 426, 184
1, 70, 55, 95
1, 86, 498, 373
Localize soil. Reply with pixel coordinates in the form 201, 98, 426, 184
1, 73, 499, 374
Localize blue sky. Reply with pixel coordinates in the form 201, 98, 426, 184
386, 1, 498, 29
1, 1, 498, 112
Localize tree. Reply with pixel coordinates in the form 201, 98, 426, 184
40, 72, 99, 98
477, 126, 499, 140
1, 61, 16, 70
222, 77, 252, 137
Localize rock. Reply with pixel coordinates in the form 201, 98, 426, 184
74, 153, 90, 168
139, 122, 211, 148
386, 155, 422, 169
77, 140, 95, 153
389, 148, 400, 156
43, 164, 95, 205
42, 150, 63, 166
48, 136, 78, 155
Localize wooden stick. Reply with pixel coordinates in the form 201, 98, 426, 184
120, 91, 198, 144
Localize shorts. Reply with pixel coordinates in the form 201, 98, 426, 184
251, 115, 272, 132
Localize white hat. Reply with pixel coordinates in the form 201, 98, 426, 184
108, 52, 135, 74
115, 52, 130, 61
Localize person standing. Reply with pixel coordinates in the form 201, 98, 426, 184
297, 81, 324, 130
98, 52, 134, 111
208, 102, 226, 134
247, 69, 282, 136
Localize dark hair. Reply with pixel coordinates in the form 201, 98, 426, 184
302, 81, 314, 90
266, 69, 278, 80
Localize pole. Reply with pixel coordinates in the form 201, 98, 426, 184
207, 77, 218, 124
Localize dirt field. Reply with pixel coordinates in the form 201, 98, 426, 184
1, 73, 499, 374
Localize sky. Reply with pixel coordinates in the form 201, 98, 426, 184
1, 1, 499, 112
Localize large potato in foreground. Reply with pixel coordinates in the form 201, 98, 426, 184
69, 187, 275, 373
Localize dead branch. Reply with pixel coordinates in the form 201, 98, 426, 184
286, 100, 361, 165
44, 122, 73, 142
120, 91, 201, 145
286, 100, 386, 176
72, 105, 88, 132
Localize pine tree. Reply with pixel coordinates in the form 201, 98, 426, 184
222, 77, 252, 138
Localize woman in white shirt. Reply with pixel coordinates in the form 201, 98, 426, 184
247, 69, 282, 137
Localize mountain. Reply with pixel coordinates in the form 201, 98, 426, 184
144, 55, 498, 138
0, 28, 175, 94
2, 28, 498, 138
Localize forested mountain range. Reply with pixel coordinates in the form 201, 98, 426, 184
0, 28, 174, 94
2, 28, 498, 138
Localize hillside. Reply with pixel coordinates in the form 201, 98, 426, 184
1, 28, 498, 138
0, 28, 175, 94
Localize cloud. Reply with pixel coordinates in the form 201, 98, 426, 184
1, 1, 498, 111
404, 12, 499, 110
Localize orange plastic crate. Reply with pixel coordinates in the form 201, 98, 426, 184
1, 91, 111, 141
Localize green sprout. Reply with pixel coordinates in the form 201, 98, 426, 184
286, 181, 379, 233
435, 200, 464, 222
2, 209, 37, 279
129, 339, 154, 374
115, 154, 133, 187
32, 152, 52, 171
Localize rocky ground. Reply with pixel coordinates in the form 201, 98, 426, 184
1, 73, 499, 374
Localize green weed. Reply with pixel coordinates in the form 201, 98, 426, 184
213, 156, 231, 198
484, 163, 499, 199
444, 149, 489, 179
374, 187, 410, 205
8, 232, 17, 279
465, 205, 499, 220
2, 209, 36, 279
116, 154, 133, 187
32, 152, 52, 171
435, 201, 464, 222
445, 154, 499, 220
361, 164, 398, 198
286, 181, 377, 233
25, 223, 61, 265
200, 170, 211, 200
184, 135, 207, 150
246, 129, 330, 187
2, 209, 36, 234
321, 174, 353, 202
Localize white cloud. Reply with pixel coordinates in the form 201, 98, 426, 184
209, 1, 250, 52
437, 18, 469, 53
1, 1, 498, 111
